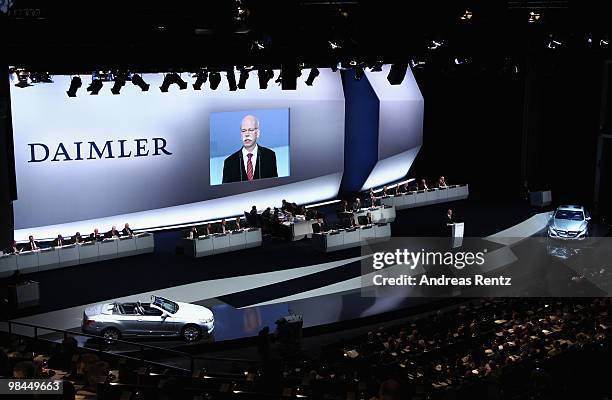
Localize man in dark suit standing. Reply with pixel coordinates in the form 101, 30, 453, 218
222, 115, 278, 183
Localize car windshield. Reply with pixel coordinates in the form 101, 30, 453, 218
555, 210, 584, 221
152, 297, 179, 314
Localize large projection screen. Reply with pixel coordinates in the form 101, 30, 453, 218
9, 69, 345, 239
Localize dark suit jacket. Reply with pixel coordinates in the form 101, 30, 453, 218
52, 238, 65, 247
122, 227, 134, 236
89, 233, 103, 242
106, 229, 120, 238
25, 241, 39, 251
222, 146, 278, 183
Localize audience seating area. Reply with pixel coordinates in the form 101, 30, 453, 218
2, 298, 609, 399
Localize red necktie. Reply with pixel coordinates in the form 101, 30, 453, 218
246, 153, 254, 181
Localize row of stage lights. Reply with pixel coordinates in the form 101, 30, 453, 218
11, 63, 409, 97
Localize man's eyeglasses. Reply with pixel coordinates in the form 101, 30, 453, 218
241, 128, 258, 133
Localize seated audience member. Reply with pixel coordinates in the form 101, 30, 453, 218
89, 228, 103, 242
72, 232, 83, 244
122, 223, 134, 236
6, 240, 20, 254
106, 225, 120, 238
48, 336, 78, 371
353, 197, 362, 211
420, 178, 429, 190
377, 379, 402, 400
438, 175, 448, 188
262, 207, 272, 219
233, 217, 243, 231
52, 234, 65, 247
25, 235, 39, 251
13, 361, 36, 378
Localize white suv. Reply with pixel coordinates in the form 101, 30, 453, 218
547, 205, 590, 240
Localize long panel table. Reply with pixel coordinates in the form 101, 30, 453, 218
183, 228, 263, 258
380, 184, 469, 210
280, 219, 318, 241
0, 233, 155, 278
354, 205, 396, 224
311, 223, 392, 253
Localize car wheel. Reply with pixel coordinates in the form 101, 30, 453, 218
182, 324, 201, 342
101, 328, 121, 343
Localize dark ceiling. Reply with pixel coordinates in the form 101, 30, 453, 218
3, 0, 611, 73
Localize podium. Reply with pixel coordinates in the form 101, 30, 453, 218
449, 222, 465, 248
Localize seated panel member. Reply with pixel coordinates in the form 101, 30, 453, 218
106, 226, 120, 239
222, 115, 278, 183
89, 228, 103, 242
52, 235, 65, 247
352, 197, 362, 212
438, 176, 448, 188
71, 232, 84, 244
420, 178, 429, 191
185, 226, 198, 239
6, 240, 20, 254
122, 223, 134, 237
25, 235, 39, 251
233, 217, 243, 231
382, 186, 389, 197
219, 219, 228, 234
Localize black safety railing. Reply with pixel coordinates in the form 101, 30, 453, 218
1, 320, 259, 375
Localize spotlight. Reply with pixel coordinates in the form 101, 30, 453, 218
460, 10, 473, 20
29, 72, 52, 84
226, 69, 237, 91
209, 71, 221, 90
547, 34, 562, 49
192, 71, 208, 90
131, 74, 150, 91
427, 39, 444, 50
160, 73, 187, 92
328, 40, 342, 50
111, 74, 127, 95
87, 79, 103, 95
353, 66, 364, 81
13, 69, 31, 88
528, 11, 541, 23
304, 68, 319, 86
257, 68, 273, 89
281, 63, 298, 90
387, 63, 407, 85
66, 76, 82, 97
238, 69, 250, 89
410, 59, 426, 69
370, 61, 383, 72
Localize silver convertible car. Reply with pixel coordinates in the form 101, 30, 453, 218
82, 296, 214, 342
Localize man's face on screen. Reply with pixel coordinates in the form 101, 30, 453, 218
240, 116, 260, 151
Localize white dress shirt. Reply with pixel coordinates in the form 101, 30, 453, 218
242, 144, 258, 174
